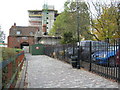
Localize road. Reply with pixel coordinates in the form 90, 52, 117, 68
25, 53, 119, 88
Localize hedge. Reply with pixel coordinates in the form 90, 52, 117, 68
1, 47, 23, 61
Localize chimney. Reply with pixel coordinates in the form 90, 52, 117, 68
14, 23, 16, 26
42, 24, 46, 32
42, 24, 48, 35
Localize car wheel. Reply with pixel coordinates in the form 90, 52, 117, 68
109, 57, 115, 67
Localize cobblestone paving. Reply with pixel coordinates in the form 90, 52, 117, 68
25, 54, 119, 88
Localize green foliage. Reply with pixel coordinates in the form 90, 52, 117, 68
49, 1, 93, 44
91, 5, 119, 41
1, 47, 23, 60
1, 47, 24, 88
15, 48, 23, 53
0, 31, 5, 41
60, 32, 77, 44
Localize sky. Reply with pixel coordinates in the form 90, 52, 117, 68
0, 0, 67, 42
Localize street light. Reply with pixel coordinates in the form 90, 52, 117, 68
76, 0, 81, 69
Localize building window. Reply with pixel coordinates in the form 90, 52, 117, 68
29, 32, 34, 35
17, 37, 20, 42
16, 31, 21, 35
22, 37, 28, 40
13, 28, 16, 30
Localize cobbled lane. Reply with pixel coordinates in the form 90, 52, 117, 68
25, 54, 119, 88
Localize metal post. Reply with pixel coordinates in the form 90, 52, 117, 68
118, 3, 120, 84
118, 39, 120, 83
89, 41, 92, 71
76, 0, 80, 69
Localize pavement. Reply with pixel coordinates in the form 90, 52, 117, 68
25, 53, 119, 88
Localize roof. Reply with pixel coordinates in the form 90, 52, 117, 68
38, 35, 61, 39
9, 26, 39, 36
36, 35, 61, 42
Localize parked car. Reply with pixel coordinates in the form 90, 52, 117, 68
92, 46, 118, 66
66, 40, 109, 62
64, 47, 73, 58
78, 40, 110, 61
65, 46, 83, 59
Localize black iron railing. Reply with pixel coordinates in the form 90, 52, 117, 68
44, 39, 120, 83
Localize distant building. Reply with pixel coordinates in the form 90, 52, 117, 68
8, 5, 60, 49
36, 35, 61, 45
8, 23, 39, 49
28, 4, 59, 35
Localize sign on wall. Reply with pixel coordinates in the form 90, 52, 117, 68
35, 47, 40, 50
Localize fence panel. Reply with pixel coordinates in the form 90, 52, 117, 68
1, 51, 25, 89
44, 39, 120, 83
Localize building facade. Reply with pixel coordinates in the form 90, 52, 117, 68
8, 23, 39, 49
37, 35, 61, 45
8, 5, 60, 49
28, 4, 59, 35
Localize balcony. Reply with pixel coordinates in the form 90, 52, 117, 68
29, 18, 42, 21
29, 14, 42, 17
29, 21, 42, 24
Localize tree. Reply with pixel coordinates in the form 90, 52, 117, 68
87, 1, 120, 42
49, 1, 93, 44
0, 26, 5, 42
60, 32, 77, 44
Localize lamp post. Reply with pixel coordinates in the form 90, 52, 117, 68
76, 0, 81, 69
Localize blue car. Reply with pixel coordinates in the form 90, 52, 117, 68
92, 46, 118, 66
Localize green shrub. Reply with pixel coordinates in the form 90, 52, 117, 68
15, 49, 23, 53
2, 47, 17, 60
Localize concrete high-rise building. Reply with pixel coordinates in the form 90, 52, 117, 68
28, 10, 42, 27
28, 4, 59, 35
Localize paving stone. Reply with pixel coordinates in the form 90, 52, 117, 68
25, 54, 119, 88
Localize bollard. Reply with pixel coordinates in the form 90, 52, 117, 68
71, 55, 78, 68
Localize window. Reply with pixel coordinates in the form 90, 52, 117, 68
29, 32, 34, 35
13, 28, 16, 30
16, 31, 21, 35
17, 37, 20, 42
22, 37, 28, 40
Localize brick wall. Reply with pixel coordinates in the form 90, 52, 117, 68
8, 24, 39, 49
8, 36, 35, 48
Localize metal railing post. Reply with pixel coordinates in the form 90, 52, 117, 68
118, 39, 120, 83
89, 41, 92, 71
76, 0, 80, 69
